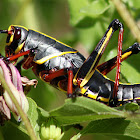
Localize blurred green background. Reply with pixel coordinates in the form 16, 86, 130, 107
0, 0, 140, 139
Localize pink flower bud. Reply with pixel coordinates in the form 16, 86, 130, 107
0, 59, 29, 122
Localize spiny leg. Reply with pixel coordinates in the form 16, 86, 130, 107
113, 25, 123, 101
6, 50, 30, 61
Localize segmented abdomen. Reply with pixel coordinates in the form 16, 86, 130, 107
118, 84, 140, 103
80, 70, 140, 106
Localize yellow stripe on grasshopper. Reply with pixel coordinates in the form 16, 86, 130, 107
121, 51, 132, 60
15, 41, 25, 54
86, 92, 98, 100
6, 34, 14, 46
80, 87, 88, 94
98, 97, 110, 103
79, 28, 113, 88
32, 29, 74, 49
35, 51, 77, 64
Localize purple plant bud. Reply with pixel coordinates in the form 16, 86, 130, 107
0, 59, 29, 122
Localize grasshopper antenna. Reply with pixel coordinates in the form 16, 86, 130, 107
0, 30, 8, 33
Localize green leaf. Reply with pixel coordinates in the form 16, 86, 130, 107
79, 118, 140, 139
68, 0, 112, 28
16, 97, 49, 138
52, 114, 125, 126
123, 0, 140, 9
125, 102, 139, 112
5, 97, 40, 137
80, 0, 111, 17
121, 61, 140, 83
26, 97, 51, 138
50, 97, 123, 115
37, 106, 49, 118
50, 97, 125, 126
26, 97, 40, 135
68, 0, 89, 27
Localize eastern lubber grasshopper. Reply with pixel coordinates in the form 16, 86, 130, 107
0, 19, 140, 106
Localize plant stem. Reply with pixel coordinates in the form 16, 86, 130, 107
112, 0, 140, 42
0, 73, 38, 140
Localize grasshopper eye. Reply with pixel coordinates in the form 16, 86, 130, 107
14, 28, 21, 41
6, 26, 21, 44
